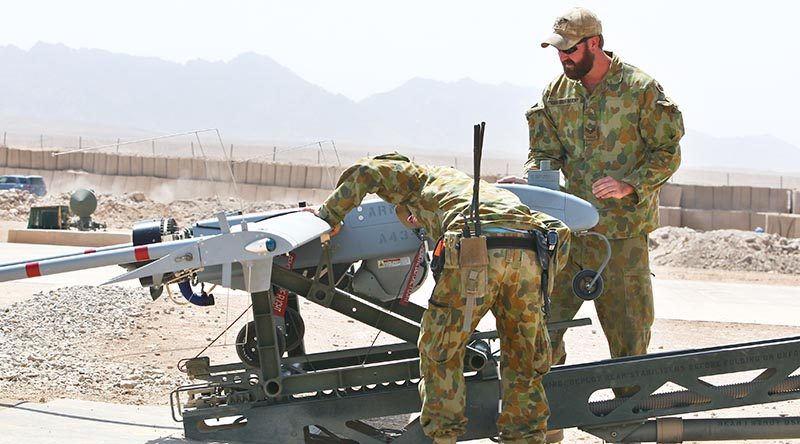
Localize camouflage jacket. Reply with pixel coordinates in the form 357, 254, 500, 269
319, 153, 570, 268
525, 52, 683, 239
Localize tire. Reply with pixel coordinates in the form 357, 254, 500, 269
572, 269, 604, 301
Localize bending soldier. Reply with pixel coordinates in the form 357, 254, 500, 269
315, 153, 570, 444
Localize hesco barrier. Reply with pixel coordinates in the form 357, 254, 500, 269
0, 147, 344, 202
0, 147, 798, 235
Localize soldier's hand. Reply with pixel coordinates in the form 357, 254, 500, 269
497, 175, 527, 184
301, 206, 342, 236
300, 206, 321, 217
591, 176, 634, 199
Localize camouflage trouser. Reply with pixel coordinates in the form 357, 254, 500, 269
418, 244, 551, 444
549, 234, 653, 366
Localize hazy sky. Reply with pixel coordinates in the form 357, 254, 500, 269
2, 1, 799, 148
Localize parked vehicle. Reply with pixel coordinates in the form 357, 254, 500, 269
0, 175, 47, 196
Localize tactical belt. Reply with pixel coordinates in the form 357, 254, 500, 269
429, 230, 557, 319
485, 236, 536, 251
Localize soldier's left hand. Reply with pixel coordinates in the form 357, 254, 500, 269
591, 176, 634, 199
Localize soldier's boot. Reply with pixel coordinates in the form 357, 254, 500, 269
545, 429, 564, 443
432, 436, 458, 444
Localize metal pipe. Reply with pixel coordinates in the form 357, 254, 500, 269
619, 417, 800, 442
590, 375, 800, 416
0, 238, 198, 282
0, 243, 132, 268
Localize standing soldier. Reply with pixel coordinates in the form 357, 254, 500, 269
501, 5, 684, 415
316, 152, 570, 444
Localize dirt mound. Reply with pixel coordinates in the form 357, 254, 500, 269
0, 189, 291, 229
649, 226, 800, 274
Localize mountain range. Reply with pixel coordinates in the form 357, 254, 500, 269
0, 42, 798, 174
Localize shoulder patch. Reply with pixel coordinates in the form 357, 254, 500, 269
546, 97, 581, 106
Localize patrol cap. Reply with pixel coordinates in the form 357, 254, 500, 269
541, 7, 602, 51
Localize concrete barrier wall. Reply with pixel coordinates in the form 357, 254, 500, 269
30, 150, 45, 169
7, 147, 20, 168
7, 146, 800, 235
130, 156, 143, 177
104, 152, 119, 176
275, 164, 291, 187
81, 152, 95, 173
117, 155, 132, 176
165, 158, 180, 179
245, 161, 262, 185
232, 161, 247, 184
7, 228, 130, 247
18, 149, 32, 169
659, 184, 682, 207
191, 158, 206, 180
154, 157, 167, 178
214, 181, 232, 198
43, 150, 58, 170
289, 164, 306, 188
142, 156, 155, 177
238, 183, 259, 201
765, 213, 800, 238
178, 158, 193, 179
68, 152, 83, 170
658, 206, 681, 227
681, 209, 714, 231
260, 163, 276, 186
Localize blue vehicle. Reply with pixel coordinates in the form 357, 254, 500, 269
0, 175, 47, 196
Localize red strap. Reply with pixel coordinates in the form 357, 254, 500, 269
400, 243, 425, 306
272, 253, 296, 316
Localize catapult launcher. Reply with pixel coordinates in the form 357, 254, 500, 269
1, 184, 799, 443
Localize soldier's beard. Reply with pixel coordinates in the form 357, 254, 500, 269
562, 51, 594, 80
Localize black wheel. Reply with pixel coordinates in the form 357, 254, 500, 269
572, 269, 604, 301
235, 321, 287, 368
284, 307, 305, 353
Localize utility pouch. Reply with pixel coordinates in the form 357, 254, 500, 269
459, 236, 489, 268
458, 236, 488, 332
443, 232, 461, 269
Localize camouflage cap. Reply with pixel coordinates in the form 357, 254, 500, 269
541, 7, 602, 51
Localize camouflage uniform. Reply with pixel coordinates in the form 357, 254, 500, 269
319, 153, 570, 443
525, 53, 683, 366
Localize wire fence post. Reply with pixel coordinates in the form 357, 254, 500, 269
116, 138, 120, 154
2, 132, 5, 147
152, 140, 155, 156
191, 141, 195, 157
40, 134, 43, 149
273, 146, 276, 162
230, 144, 234, 159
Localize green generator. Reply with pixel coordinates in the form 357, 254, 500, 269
27, 205, 70, 230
